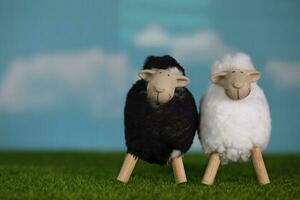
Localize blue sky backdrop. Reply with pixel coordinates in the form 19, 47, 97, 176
0, 0, 299, 152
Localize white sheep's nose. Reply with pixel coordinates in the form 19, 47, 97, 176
233, 82, 244, 88
154, 87, 165, 93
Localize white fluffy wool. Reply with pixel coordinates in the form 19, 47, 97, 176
212, 53, 255, 74
199, 53, 271, 164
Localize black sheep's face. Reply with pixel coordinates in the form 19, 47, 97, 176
139, 68, 190, 105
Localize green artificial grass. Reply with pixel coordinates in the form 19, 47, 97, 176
0, 152, 299, 200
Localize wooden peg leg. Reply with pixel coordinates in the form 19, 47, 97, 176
251, 148, 270, 185
172, 156, 187, 184
201, 152, 220, 185
117, 153, 138, 183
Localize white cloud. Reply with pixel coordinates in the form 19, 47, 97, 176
133, 25, 170, 48
170, 31, 233, 63
0, 48, 137, 118
134, 25, 233, 64
266, 61, 300, 88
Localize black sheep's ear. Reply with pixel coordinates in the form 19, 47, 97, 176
211, 71, 227, 86
176, 75, 190, 87
139, 69, 156, 81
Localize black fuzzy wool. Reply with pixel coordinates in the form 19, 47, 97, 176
124, 55, 198, 165
143, 55, 186, 75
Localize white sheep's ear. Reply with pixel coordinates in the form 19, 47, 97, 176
248, 70, 261, 82
211, 71, 228, 86
176, 75, 190, 87
138, 69, 156, 82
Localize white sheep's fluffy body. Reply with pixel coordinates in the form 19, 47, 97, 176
199, 53, 271, 164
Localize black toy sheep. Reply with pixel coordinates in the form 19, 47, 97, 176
117, 55, 198, 184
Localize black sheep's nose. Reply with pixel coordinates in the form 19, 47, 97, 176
154, 87, 165, 93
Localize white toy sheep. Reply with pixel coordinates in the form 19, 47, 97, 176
199, 53, 271, 185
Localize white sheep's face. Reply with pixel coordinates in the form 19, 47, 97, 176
139, 68, 190, 105
211, 69, 261, 100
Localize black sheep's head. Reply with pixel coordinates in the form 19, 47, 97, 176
139, 68, 190, 105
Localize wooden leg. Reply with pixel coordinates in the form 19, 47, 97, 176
251, 148, 270, 185
201, 152, 220, 185
117, 153, 138, 183
172, 156, 187, 184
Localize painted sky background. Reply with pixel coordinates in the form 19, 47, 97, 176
0, 0, 299, 152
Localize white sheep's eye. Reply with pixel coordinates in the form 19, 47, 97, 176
168, 74, 170, 76
160, 72, 162, 74
232, 71, 235, 73
241, 71, 244, 73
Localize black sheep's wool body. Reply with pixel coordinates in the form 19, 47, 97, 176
124, 56, 198, 165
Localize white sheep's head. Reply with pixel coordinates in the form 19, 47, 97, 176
139, 68, 190, 105
211, 69, 261, 100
